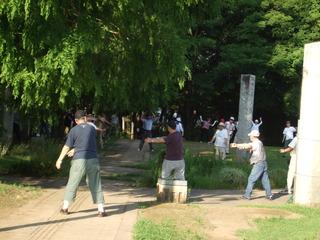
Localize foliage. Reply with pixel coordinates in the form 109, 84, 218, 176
219, 167, 247, 188
0, 139, 68, 177
239, 204, 320, 240
0, 0, 218, 113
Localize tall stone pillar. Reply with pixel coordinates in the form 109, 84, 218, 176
235, 74, 256, 161
295, 42, 320, 205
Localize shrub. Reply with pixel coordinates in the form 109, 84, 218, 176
269, 168, 287, 188
219, 167, 247, 189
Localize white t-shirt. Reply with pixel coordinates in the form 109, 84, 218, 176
283, 127, 296, 140
176, 122, 184, 134
251, 121, 262, 132
249, 139, 266, 164
214, 129, 228, 147
288, 137, 298, 157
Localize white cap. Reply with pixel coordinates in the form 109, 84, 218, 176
230, 117, 235, 120
248, 130, 260, 137
176, 117, 181, 122
173, 112, 178, 118
254, 119, 259, 123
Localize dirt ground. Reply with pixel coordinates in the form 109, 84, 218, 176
0, 139, 295, 240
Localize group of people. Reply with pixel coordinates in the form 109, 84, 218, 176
55, 108, 298, 217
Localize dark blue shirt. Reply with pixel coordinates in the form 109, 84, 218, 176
65, 123, 97, 160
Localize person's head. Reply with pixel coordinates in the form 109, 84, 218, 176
74, 110, 86, 124
286, 121, 291, 127
218, 122, 225, 129
248, 130, 260, 141
230, 116, 235, 122
193, 110, 197, 115
254, 119, 259, 124
176, 117, 181, 122
167, 120, 176, 133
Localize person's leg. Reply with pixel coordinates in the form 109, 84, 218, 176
287, 155, 297, 194
63, 159, 86, 208
172, 160, 185, 180
86, 158, 105, 212
244, 162, 264, 199
161, 160, 173, 179
214, 146, 219, 159
261, 161, 272, 197
147, 130, 153, 150
226, 136, 230, 154
139, 130, 146, 150
220, 147, 226, 160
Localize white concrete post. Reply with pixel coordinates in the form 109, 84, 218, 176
235, 74, 256, 161
295, 42, 320, 205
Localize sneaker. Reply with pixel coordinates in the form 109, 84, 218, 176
138, 148, 141, 152
241, 195, 251, 200
267, 194, 274, 200
60, 208, 69, 215
98, 211, 107, 217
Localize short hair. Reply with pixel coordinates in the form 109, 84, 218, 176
75, 110, 86, 120
167, 120, 176, 130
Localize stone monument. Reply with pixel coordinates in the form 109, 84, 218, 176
235, 74, 256, 161
295, 42, 320, 206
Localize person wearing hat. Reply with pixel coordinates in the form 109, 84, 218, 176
225, 116, 236, 153
145, 120, 185, 180
231, 130, 273, 200
138, 112, 154, 152
55, 110, 106, 217
175, 117, 184, 136
209, 122, 228, 160
251, 117, 263, 132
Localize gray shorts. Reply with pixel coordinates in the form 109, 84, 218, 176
161, 159, 185, 180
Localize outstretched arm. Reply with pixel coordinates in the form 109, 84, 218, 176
145, 137, 166, 144
230, 143, 252, 150
280, 147, 293, 154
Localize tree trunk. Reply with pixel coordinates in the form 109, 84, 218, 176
1, 88, 14, 156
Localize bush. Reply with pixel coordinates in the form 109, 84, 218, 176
269, 168, 287, 188
1, 138, 67, 177
219, 167, 247, 189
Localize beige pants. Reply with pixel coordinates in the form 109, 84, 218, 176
215, 146, 226, 160
287, 154, 297, 194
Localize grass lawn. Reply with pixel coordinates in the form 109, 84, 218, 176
134, 203, 206, 240
238, 204, 320, 240
0, 181, 41, 209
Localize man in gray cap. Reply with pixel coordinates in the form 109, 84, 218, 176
55, 110, 106, 217
231, 130, 273, 200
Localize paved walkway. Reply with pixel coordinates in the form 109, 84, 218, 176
0, 139, 290, 240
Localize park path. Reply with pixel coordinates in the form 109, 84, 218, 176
0, 139, 291, 240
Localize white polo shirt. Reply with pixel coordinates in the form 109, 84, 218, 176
283, 127, 296, 140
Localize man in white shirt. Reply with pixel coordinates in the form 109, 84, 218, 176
280, 136, 298, 196
231, 130, 273, 200
209, 122, 228, 160
282, 121, 296, 147
251, 117, 263, 132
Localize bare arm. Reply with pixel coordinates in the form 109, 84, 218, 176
280, 147, 293, 153
56, 145, 71, 169
145, 137, 166, 144
230, 143, 252, 150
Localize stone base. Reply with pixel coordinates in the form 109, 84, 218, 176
156, 178, 188, 203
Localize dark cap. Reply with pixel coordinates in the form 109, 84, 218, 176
167, 120, 176, 130
75, 110, 86, 120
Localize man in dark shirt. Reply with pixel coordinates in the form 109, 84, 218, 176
145, 120, 185, 180
55, 110, 106, 217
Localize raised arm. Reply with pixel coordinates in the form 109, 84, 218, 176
230, 143, 252, 150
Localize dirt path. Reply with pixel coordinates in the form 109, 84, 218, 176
0, 139, 293, 240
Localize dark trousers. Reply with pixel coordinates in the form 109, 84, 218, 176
139, 130, 153, 150
201, 128, 209, 142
